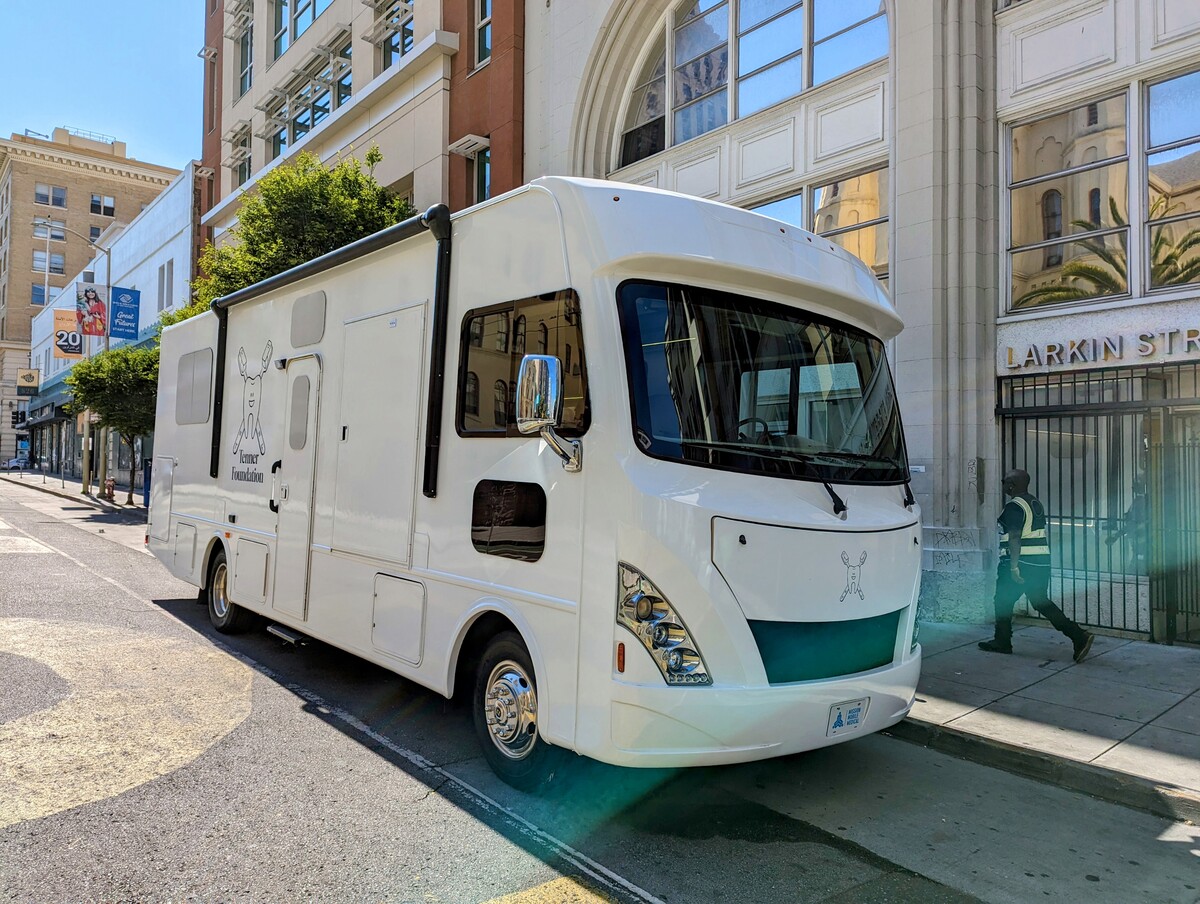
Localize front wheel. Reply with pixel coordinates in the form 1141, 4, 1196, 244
206, 549, 256, 634
472, 632, 565, 792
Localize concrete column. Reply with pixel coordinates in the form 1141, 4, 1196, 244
891, 0, 1000, 620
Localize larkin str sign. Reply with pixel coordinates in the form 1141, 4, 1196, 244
1004, 326, 1200, 370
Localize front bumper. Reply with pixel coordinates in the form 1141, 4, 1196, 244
588, 649, 921, 768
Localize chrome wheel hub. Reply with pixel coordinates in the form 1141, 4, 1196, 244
484, 660, 538, 760
212, 563, 229, 618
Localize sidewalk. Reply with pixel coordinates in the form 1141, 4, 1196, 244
0, 469, 147, 519
891, 621, 1200, 824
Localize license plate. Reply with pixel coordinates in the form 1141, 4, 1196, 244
827, 698, 869, 737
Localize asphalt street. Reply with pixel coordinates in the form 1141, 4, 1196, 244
0, 479, 1196, 904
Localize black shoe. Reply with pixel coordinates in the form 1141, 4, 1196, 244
1073, 633, 1094, 664
978, 639, 1012, 654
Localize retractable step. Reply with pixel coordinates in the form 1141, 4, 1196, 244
266, 623, 307, 646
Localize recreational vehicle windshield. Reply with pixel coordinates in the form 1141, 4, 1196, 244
148, 177, 922, 790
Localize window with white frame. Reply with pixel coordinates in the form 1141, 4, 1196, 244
35, 184, 67, 207
476, 0, 492, 66
33, 251, 65, 274
273, 0, 290, 57
33, 219, 66, 241
237, 23, 254, 96
158, 259, 175, 312
620, 0, 888, 167
230, 127, 252, 187
32, 283, 46, 306
89, 225, 102, 242
91, 194, 115, 217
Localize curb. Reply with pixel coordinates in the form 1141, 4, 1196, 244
885, 717, 1200, 825
0, 473, 147, 521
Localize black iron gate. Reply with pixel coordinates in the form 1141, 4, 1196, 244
998, 362, 1200, 643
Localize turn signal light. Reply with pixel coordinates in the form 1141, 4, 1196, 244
617, 563, 711, 686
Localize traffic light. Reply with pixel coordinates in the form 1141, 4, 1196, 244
9, 411, 18, 428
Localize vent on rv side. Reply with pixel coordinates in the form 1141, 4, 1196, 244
291, 291, 326, 347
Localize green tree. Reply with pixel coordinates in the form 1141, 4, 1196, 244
165, 146, 414, 326
66, 345, 159, 505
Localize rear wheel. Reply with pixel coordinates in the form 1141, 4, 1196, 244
206, 549, 256, 634
472, 631, 564, 792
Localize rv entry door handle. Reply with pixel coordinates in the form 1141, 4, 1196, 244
280, 483, 290, 502
269, 460, 283, 513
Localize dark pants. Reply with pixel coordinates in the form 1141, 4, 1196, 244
992, 561, 1087, 646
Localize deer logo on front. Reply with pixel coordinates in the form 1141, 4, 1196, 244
233, 341, 273, 456
840, 550, 867, 602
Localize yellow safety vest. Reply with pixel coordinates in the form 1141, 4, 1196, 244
999, 496, 1050, 564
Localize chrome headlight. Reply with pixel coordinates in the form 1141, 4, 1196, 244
617, 563, 711, 686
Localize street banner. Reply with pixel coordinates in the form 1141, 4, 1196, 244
53, 310, 84, 359
16, 369, 39, 397
109, 287, 141, 341
75, 282, 108, 337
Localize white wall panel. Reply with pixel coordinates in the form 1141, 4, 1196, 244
670, 146, 724, 199
1150, 0, 1200, 50
735, 121, 796, 190
1010, 0, 1117, 94
811, 85, 885, 163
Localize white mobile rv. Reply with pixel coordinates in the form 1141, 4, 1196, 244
149, 177, 922, 789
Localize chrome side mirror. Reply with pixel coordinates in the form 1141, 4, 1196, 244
516, 354, 582, 472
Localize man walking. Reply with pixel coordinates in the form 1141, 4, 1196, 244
979, 469, 1094, 662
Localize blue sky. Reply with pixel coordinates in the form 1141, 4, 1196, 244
0, 1, 203, 170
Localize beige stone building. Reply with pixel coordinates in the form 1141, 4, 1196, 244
0, 128, 178, 461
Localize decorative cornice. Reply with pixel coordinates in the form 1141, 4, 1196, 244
0, 141, 178, 186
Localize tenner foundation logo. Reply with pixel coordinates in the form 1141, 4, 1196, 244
231, 341, 273, 484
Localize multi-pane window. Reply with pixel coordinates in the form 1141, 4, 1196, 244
33, 220, 66, 241
1008, 95, 1130, 309
749, 170, 889, 286
476, 0, 492, 65
266, 40, 352, 159
233, 129, 252, 187
814, 167, 889, 286
89, 225, 102, 242
1146, 70, 1200, 290
237, 23, 254, 96
34, 184, 67, 207
458, 291, 589, 437
1006, 71, 1200, 309
33, 251, 65, 274
369, 0, 415, 70
91, 194, 116, 216
32, 284, 46, 306
273, 0, 333, 58
620, 0, 888, 167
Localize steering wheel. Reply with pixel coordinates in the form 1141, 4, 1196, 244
737, 417, 773, 444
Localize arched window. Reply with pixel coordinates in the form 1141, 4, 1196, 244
494, 380, 508, 427
465, 372, 480, 415
469, 318, 484, 347
619, 0, 888, 168
1043, 189, 1063, 267
514, 315, 527, 354
537, 323, 549, 354
1088, 188, 1101, 227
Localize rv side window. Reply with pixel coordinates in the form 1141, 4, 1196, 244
457, 289, 590, 438
471, 479, 547, 562
175, 349, 214, 425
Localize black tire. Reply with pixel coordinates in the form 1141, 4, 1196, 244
206, 549, 256, 634
472, 631, 565, 792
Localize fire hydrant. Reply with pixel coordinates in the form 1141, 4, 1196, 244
103, 477, 116, 500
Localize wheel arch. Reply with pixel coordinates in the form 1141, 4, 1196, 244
198, 534, 229, 589
447, 601, 547, 706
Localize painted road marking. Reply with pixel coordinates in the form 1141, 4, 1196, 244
0, 617, 252, 828
0, 535, 53, 553
0, 518, 12, 529
484, 877, 618, 903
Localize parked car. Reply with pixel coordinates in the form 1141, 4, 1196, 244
3, 457, 30, 471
